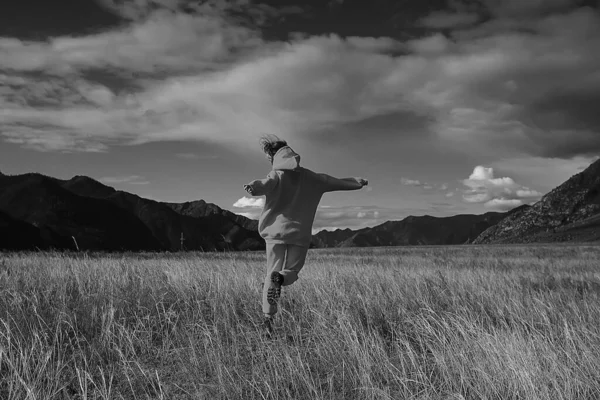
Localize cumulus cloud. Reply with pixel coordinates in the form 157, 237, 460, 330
233, 196, 265, 208
461, 166, 543, 210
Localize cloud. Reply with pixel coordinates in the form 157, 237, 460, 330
1, 32, 425, 152
461, 165, 543, 210
401, 178, 423, 186
1, 2, 599, 160
0, 12, 262, 73
419, 11, 480, 29
490, 156, 597, 190
233, 196, 265, 208
99, 175, 149, 184
446, 192, 455, 197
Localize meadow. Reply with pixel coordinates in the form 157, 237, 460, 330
1, 245, 600, 400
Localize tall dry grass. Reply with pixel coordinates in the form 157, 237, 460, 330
1, 245, 600, 399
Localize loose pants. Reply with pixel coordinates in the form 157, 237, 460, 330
263, 243, 309, 317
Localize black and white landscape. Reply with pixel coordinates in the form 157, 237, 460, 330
1, 0, 600, 399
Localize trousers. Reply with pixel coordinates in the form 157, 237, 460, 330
262, 242, 309, 317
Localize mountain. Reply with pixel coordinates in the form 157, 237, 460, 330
0, 173, 162, 251
0, 209, 43, 250
312, 212, 507, 248
62, 181, 263, 251
474, 158, 600, 244
0, 172, 263, 251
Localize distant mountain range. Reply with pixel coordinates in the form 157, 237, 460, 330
1, 159, 599, 251
312, 212, 507, 247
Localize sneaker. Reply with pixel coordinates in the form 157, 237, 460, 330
267, 271, 284, 305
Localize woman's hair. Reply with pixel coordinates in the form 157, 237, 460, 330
259, 134, 288, 163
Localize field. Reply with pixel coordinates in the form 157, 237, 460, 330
1, 245, 600, 400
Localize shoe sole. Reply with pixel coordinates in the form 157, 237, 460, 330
267, 272, 284, 305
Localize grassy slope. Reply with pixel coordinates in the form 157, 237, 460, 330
1, 245, 600, 399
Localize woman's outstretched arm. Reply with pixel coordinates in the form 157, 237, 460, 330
317, 173, 368, 192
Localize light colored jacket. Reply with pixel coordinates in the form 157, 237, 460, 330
246, 146, 363, 247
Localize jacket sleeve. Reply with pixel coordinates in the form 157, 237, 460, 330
317, 173, 363, 193
246, 171, 279, 196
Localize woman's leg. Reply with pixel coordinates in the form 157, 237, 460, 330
262, 243, 285, 317
279, 245, 309, 286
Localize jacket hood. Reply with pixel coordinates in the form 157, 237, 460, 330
272, 146, 301, 171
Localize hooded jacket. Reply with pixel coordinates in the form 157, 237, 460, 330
246, 146, 363, 247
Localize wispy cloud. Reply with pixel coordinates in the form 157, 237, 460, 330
99, 175, 149, 185
401, 178, 423, 186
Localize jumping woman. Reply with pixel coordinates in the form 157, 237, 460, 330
244, 135, 368, 335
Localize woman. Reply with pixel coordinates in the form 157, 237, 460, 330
244, 135, 368, 335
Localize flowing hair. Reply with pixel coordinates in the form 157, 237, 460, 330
259, 134, 288, 163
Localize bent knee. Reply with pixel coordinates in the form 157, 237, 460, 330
282, 276, 300, 286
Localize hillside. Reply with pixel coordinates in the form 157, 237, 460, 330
0, 173, 161, 251
0, 210, 43, 250
0, 173, 263, 251
474, 158, 600, 244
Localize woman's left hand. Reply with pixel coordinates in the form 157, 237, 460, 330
244, 184, 255, 195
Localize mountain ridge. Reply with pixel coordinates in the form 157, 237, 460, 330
0, 172, 263, 251
312, 211, 507, 248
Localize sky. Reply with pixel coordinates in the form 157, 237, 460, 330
1, 0, 599, 232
